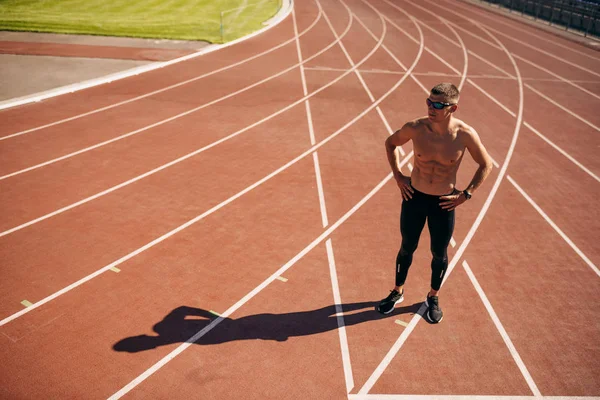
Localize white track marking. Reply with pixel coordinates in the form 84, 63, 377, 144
468, 79, 516, 116
0, 7, 351, 181
417, 0, 600, 101
0, 18, 426, 325
375, 1, 468, 91
524, 84, 600, 132
522, 122, 600, 183
0, 4, 321, 141
454, 0, 600, 62
404, 2, 600, 186
325, 1, 396, 143
445, 0, 600, 78
0, 0, 294, 113
1, 6, 373, 237
358, 10, 524, 394
292, 6, 329, 226
349, 395, 600, 400
465, 81, 600, 184
462, 261, 541, 396
295, 7, 351, 391
318, 3, 421, 389
507, 176, 600, 277
108, 153, 413, 399
327, 238, 354, 393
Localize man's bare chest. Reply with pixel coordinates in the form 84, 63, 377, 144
413, 133, 465, 166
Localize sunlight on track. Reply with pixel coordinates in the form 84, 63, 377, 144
0, 2, 316, 140
358, 3, 528, 394
0, 0, 426, 329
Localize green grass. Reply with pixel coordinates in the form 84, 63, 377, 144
0, 0, 281, 43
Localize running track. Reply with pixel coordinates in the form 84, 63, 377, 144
1, 0, 599, 398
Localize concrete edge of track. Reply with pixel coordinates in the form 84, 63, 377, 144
457, 0, 600, 51
0, 0, 294, 112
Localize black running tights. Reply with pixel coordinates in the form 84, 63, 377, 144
395, 188, 455, 291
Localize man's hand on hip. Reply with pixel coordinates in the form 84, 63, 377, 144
439, 192, 467, 211
395, 173, 413, 201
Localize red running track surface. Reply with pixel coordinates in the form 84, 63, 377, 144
0, 0, 598, 398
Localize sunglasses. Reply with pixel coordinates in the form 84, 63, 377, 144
426, 98, 456, 110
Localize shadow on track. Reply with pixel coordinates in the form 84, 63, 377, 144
113, 301, 423, 353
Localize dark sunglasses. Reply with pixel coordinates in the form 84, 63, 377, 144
426, 98, 456, 110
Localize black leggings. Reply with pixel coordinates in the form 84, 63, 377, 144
395, 187, 455, 291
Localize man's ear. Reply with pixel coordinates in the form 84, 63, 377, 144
450, 105, 458, 113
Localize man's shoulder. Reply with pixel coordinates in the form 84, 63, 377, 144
454, 118, 478, 137
403, 117, 428, 130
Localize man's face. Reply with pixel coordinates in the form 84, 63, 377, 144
426, 93, 458, 122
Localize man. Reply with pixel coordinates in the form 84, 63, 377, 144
377, 83, 493, 323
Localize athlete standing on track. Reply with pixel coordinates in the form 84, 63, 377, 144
377, 83, 493, 323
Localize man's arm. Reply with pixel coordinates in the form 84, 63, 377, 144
462, 127, 493, 194
440, 127, 493, 211
385, 122, 414, 200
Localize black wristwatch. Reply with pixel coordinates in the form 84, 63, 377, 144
463, 190, 472, 200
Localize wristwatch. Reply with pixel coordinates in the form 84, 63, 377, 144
463, 190, 472, 200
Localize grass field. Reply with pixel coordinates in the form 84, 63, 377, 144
0, 0, 281, 43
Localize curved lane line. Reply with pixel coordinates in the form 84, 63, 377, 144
358, 1, 526, 394
108, 153, 414, 400
0, 1, 320, 142
0, 0, 295, 113
0, 3, 347, 181
447, 0, 600, 77
0, 0, 406, 325
0, 1, 357, 236
454, 0, 600, 62
407, 1, 600, 184
419, 0, 600, 101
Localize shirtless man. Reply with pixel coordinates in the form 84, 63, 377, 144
377, 83, 493, 323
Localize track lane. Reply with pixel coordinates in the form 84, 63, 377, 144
1, 0, 598, 398
0, 0, 399, 323
450, 0, 600, 69
0, 16, 301, 136
0, 3, 356, 233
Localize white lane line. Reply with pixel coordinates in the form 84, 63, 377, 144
462, 261, 541, 396
329, 0, 400, 141
373, 3, 468, 92
292, 5, 330, 226
1, 4, 362, 237
418, 0, 600, 101
445, 0, 600, 79
0, 6, 321, 142
406, 2, 600, 186
468, 80, 600, 185
522, 122, 599, 183
322, 3, 420, 390
454, 0, 600, 63
0, 0, 294, 113
1, 20, 426, 325
349, 395, 600, 399
107, 153, 413, 400
507, 176, 600, 278
0, 8, 348, 182
296, 4, 355, 390
524, 84, 600, 132
358, 10, 524, 394
327, 238, 354, 393
389, 0, 599, 278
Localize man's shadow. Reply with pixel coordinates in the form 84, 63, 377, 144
113, 301, 422, 353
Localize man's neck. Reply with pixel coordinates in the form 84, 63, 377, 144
429, 116, 454, 136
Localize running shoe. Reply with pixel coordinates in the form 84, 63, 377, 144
376, 289, 404, 314
425, 294, 443, 323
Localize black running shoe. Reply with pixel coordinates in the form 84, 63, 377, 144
425, 294, 443, 323
377, 289, 404, 314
